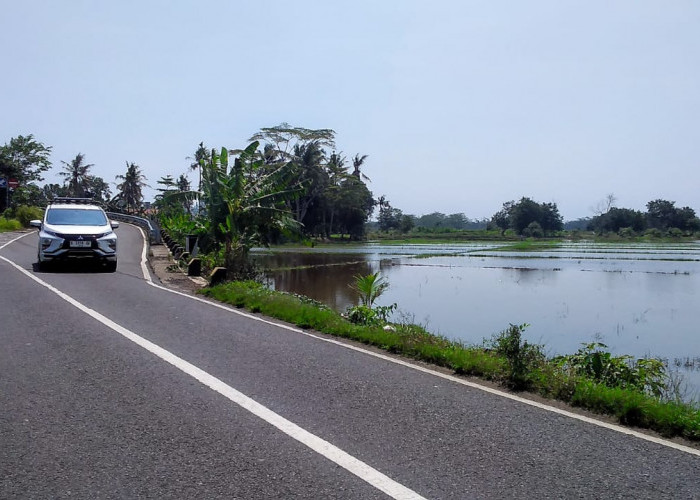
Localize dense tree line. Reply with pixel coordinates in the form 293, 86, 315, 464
0, 134, 146, 212
246, 124, 375, 240
588, 200, 699, 235
489, 197, 564, 236
375, 199, 489, 234
155, 124, 377, 276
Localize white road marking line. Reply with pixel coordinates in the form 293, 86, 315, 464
0, 248, 426, 500
0, 231, 32, 250
4, 228, 700, 459
132, 228, 700, 458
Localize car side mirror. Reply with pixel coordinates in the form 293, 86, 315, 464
110, 220, 120, 229
30, 220, 42, 229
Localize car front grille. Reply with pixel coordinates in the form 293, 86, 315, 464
60, 234, 98, 249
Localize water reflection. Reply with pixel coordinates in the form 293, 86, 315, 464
254, 242, 700, 398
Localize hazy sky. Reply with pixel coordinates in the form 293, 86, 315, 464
2, 1, 698, 221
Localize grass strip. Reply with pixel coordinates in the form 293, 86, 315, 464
199, 281, 700, 441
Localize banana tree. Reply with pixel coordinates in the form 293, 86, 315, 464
200, 141, 301, 278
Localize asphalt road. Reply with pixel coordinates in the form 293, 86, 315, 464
1, 225, 698, 499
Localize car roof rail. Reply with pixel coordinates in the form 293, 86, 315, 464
50, 197, 98, 205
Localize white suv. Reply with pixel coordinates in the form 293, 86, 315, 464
30, 198, 119, 272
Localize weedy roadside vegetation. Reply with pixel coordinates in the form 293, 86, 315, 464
1, 205, 44, 232
0, 217, 22, 232
200, 282, 700, 442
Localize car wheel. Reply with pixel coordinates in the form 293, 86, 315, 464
106, 261, 117, 273
37, 256, 47, 272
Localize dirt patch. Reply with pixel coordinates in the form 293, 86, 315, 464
147, 243, 207, 295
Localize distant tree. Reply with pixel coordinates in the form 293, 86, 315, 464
43, 183, 68, 201
590, 207, 646, 234
250, 123, 337, 234
177, 174, 190, 192
321, 151, 350, 237
0, 134, 52, 184
676, 207, 700, 232
445, 213, 469, 230
645, 199, 698, 232
0, 134, 52, 210
564, 217, 592, 231
399, 214, 416, 233
187, 142, 210, 192
416, 212, 447, 229
490, 202, 514, 235
289, 140, 328, 225
510, 198, 543, 234
351, 154, 370, 181
248, 124, 376, 239
377, 197, 404, 232
334, 177, 374, 239
491, 197, 562, 236
592, 193, 617, 216
249, 123, 336, 159
539, 202, 564, 233
10, 183, 46, 207
645, 199, 678, 230
83, 176, 111, 203
115, 162, 148, 213
59, 153, 94, 197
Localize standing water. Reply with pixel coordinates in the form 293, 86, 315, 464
254, 241, 700, 400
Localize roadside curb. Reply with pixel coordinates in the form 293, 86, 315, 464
147, 243, 208, 294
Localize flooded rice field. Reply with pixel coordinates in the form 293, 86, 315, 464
253, 241, 700, 399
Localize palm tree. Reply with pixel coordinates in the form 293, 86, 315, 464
351, 153, 370, 181
187, 142, 210, 193
289, 140, 327, 224
323, 152, 350, 237
59, 153, 94, 197
351, 272, 389, 307
115, 162, 148, 213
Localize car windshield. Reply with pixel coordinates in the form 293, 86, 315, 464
46, 208, 108, 226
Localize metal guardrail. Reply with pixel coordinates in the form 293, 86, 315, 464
106, 212, 162, 244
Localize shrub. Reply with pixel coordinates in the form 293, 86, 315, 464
617, 227, 635, 238
667, 227, 683, 238
5, 205, 43, 227
489, 323, 544, 390
0, 218, 22, 232
644, 228, 663, 239
554, 342, 668, 397
159, 212, 208, 245
522, 221, 544, 238
346, 303, 396, 326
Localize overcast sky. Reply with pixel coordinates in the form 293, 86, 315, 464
2, 1, 698, 221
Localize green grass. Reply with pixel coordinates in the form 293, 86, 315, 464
490, 240, 562, 252
200, 281, 700, 442
0, 218, 23, 232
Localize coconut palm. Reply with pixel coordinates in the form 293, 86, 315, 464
115, 162, 148, 213
59, 153, 94, 197
187, 142, 210, 193
351, 153, 370, 181
351, 272, 389, 307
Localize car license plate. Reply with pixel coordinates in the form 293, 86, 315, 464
70, 240, 92, 248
